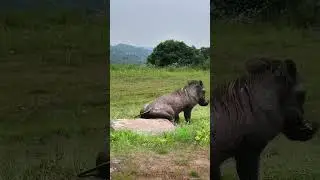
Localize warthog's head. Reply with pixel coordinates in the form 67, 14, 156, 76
281, 73, 318, 141
185, 80, 209, 106
246, 57, 318, 141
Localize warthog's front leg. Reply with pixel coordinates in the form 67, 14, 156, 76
184, 107, 193, 124
235, 151, 260, 180
174, 114, 180, 125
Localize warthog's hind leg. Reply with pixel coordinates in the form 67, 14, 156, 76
141, 111, 175, 125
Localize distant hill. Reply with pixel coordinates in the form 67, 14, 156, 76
110, 44, 153, 64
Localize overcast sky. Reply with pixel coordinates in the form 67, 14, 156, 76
110, 0, 210, 48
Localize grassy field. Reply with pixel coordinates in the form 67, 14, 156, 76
0, 11, 107, 179
212, 22, 320, 179
110, 64, 210, 179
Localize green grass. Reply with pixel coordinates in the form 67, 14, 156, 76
110, 64, 210, 156
213, 22, 320, 179
0, 11, 106, 179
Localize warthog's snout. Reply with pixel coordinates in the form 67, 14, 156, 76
283, 120, 318, 141
199, 98, 209, 106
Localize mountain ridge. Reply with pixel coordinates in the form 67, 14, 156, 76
110, 44, 153, 64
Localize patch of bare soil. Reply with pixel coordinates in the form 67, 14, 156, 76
111, 147, 209, 180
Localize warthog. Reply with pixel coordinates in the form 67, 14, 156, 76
137, 80, 209, 125
211, 58, 319, 180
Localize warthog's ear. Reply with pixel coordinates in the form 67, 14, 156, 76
199, 80, 203, 86
245, 58, 271, 74
270, 59, 283, 72
284, 59, 297, 81
272, 59, 297, 81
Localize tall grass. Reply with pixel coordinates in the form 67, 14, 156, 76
0, 10, 106, 179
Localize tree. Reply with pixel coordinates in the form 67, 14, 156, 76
199, 47, 210, 59
147, 40, 195, 67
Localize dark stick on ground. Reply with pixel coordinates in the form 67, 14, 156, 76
77, 151, 109, 179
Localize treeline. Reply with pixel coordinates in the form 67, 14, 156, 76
147, 40, 209, 70
211, 0, 320, 27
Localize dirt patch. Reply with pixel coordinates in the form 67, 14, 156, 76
111, 118, 176, 135
111, 147, 209, 180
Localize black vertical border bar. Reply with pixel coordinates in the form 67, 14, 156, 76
104, 0, 111, 176
209, 0, 214, 179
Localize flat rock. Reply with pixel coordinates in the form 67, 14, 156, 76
110, 118, 176, 135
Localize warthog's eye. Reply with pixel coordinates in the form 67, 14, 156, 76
196, 85, 204, 91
